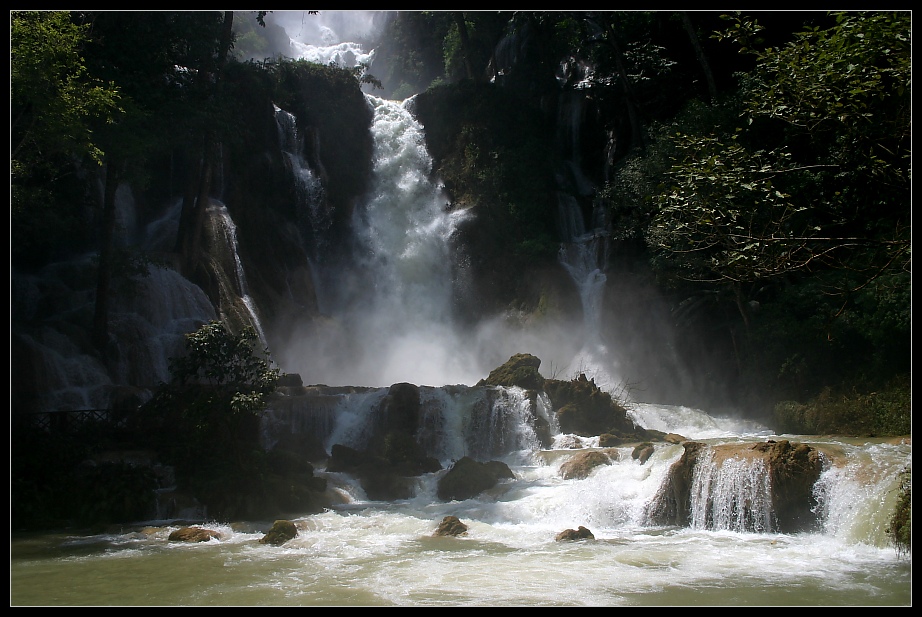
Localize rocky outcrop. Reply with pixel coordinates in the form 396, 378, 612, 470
327, 444, 420, 501
434, 515, 469, 537
324, 382, 443, 501
259, 519, 298, 545
752, 439, 825, 531
645, 440, 825, 533
555, 526, 594, 541
437, 456, 515, 501
477, 353, 545, 391
543, 373, 648, 440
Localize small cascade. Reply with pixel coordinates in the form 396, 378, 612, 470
813, 442, 910, 547
687, 447, 775, 532
108, 264, 217, 387
263, 384, 549, 467
466, 386, 543, 462
274, 105, 329, 260
204, 201, 268, 345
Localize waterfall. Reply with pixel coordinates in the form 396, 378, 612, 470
554, 89, 618, 389
278, 93, 480, 388
205, 201, 268, 345
687, 447, 776, 532
264, 384, 548, 467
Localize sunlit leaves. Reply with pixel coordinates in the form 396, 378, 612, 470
11, 11, 122, 169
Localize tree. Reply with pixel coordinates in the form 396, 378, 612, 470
10, 11, 121, 174
11, 11, 122, 266
647, 12, 911, 321
140, 321, 280, 516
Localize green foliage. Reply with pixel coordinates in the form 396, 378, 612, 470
647, 12, 910, 290
129, 321, 284, 519
772, 375, 910, 436
10, 11, 123, 268
414, 80, 558, 266
887, 466, 911, 556
169, 321, 279, 392
11, 11, 122, 169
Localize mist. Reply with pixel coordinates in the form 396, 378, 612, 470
263, 11, 701, 407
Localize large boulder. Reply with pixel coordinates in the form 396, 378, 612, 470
437, 456, 515, 501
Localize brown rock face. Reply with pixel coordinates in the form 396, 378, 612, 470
543, 373, 641, 438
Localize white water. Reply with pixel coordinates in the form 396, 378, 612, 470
11, 399, 911, 606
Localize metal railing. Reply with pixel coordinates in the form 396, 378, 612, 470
29, 408, 127, 432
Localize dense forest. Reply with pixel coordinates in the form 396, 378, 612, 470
10, 11, 911, 528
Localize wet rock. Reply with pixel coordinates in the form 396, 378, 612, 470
555, 526, 595, 541
559, 450, 612, 480
168, 526, 222, 543
259, 519, 298, 545
434, 515, 469, 537
632, 442, 655, 464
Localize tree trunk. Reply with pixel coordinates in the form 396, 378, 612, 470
175, 11, 233, 276
454, 12, 476, 81
92, 160, 120, 354
592, 17, 646, 155
681, 12, 718, 104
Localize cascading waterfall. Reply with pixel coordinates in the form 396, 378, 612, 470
278, 93, 479, 388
